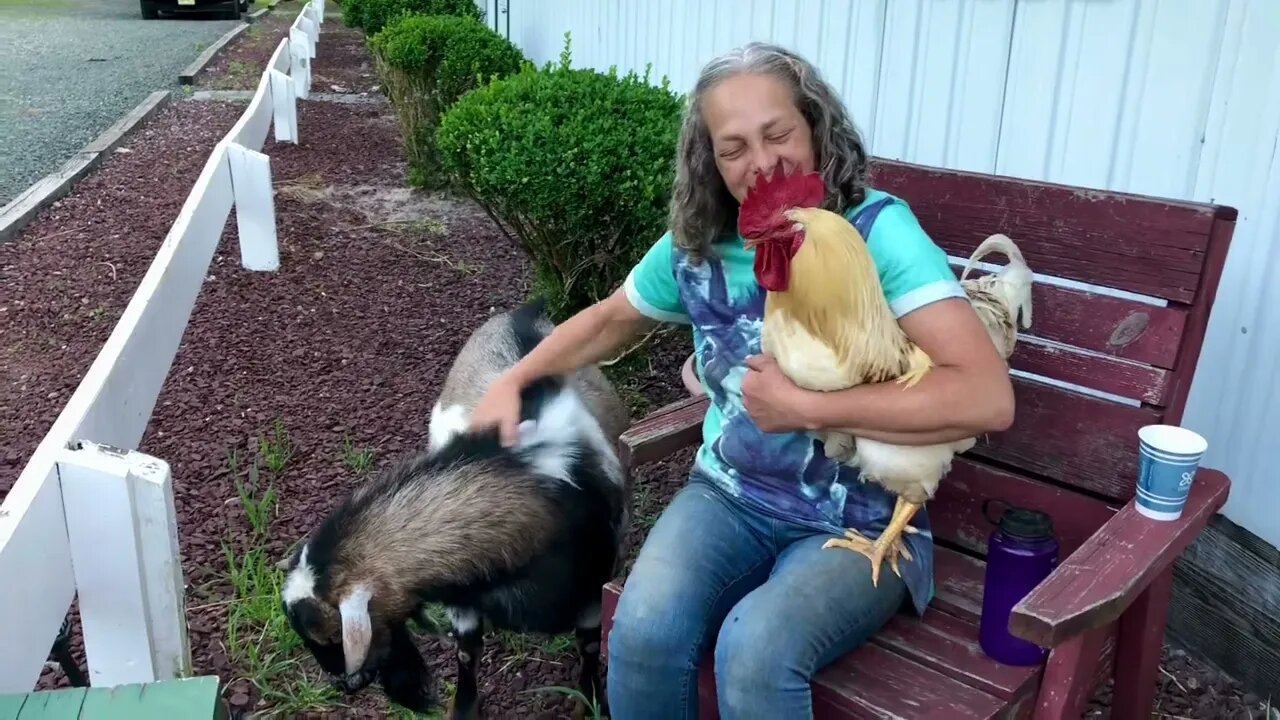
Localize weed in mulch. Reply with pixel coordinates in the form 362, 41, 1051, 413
219, 434, 342, 716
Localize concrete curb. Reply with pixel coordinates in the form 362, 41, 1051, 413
179, 22, 250, 85
0, 90, 173, 244
247, 0, 282, 22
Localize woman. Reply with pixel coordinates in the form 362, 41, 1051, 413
468, 42, 1014, 719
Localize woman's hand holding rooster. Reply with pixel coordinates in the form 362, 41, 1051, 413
741, 353, 812, 433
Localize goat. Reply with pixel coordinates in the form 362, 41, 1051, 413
280, 299, 630, 719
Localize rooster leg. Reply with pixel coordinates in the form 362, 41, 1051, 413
868, 496, 923, 588
822, 513, 919, 586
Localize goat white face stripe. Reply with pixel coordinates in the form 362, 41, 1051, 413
339, 584, 374, 676
428, 402, 469, 452
282, 545, 316, 605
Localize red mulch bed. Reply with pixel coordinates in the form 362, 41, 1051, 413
194, 3, 381, 96
0, 15, 1269, 720
193, 2, 304, 91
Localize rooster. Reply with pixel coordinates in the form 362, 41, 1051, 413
739, 163, 1033, 586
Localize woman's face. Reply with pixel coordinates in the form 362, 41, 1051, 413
702, 71, 816, 204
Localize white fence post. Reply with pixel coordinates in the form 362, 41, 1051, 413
226, 143, 280, 271
0, 464, 77, 693
270, 69, 298, 143
290, 30, 311, 99
58, 442, 190, 687
300, 15, 318, 58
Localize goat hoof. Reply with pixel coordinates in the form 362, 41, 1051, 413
334, 670, 376, 695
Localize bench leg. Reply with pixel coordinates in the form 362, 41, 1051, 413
1110, 566, 1174, 719
1033, 624, 1111, 720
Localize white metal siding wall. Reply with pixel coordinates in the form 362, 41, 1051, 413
490, 0, 1280, 548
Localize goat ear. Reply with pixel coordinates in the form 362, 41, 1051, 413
339, 585, 374, 676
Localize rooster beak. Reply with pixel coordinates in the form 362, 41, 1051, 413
743, 236, 762, 250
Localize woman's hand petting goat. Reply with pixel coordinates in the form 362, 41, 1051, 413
468, 288, 656, 447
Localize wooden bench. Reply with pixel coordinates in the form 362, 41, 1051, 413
0, 676, 226, 720
600, 158, 1236, 719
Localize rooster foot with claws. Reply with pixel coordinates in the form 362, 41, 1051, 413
822, 523, 918, 587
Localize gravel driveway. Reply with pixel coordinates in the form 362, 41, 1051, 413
0, 0, 242, 206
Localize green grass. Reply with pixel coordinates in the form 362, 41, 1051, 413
342, 434, 375, 476
258, 417, 294, 473
219, 420, 344, 716
495, 629, 574, 661
528, 686, 607, 719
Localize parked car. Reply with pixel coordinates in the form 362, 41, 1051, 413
141, 0, 251, 20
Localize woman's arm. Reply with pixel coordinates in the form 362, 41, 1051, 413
742, 297, 1015, 445
505, 288, 657, 387
807, 297, 1015, 438
470, 288, 658, 445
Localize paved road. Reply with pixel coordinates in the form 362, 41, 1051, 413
0, 0, 241, 206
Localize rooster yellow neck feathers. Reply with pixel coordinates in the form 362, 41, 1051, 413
764, 207, 925, 383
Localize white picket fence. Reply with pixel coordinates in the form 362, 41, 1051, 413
0, 0, 325, 693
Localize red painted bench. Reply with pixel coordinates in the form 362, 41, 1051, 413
600, 158, 1235, 719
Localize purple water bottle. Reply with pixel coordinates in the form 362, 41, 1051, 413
978, 499, 1059, 665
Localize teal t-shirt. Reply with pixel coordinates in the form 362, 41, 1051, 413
622, 188, 965, 615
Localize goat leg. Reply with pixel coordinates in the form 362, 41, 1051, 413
379, 622, 436, 713
447, 625, 483, 720
573, 621, 606, 720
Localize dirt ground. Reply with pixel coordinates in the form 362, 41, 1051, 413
0, 11, 1271, 720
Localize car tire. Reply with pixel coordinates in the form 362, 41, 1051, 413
140, 0, 159, 18
225, 1, 242, 19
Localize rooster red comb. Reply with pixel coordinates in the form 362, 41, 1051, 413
738, 160, 827, 240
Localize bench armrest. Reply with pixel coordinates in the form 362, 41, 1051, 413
1009, 467, 1230, 647
617, 395, 709, 468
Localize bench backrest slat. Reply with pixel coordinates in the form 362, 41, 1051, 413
865, 158, 1234, 526
983, 278, 1188, 369
870, 160, 1228, 304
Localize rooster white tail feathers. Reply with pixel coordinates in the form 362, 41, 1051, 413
961, 233, 1034, 329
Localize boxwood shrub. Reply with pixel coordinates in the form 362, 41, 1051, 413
371, 14, 525, 188
357, 0, 482, 34
437, 38, 685, 319
339, 0, 367, 28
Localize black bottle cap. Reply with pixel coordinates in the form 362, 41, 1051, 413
982, 499, 1054, 540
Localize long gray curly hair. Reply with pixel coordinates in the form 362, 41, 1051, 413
670, 41, 871, 262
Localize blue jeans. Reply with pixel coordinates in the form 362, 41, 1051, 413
605, 478, 908, 719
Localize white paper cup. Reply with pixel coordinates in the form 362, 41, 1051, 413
1135, 425, 1207, 521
